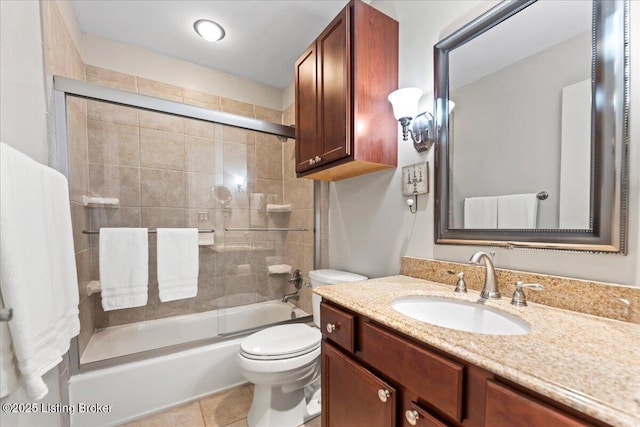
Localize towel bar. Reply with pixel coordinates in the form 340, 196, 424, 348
536, 191, 548, 200
82, 229, 214, 235
0, 308, 13, 322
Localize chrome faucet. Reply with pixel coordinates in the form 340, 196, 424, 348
469, 251, 500, 300
282, 292, 300, 303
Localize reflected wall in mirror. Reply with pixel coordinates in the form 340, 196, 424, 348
434, 0, 629, 252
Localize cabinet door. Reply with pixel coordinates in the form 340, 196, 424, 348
317, 6, 350, 166
295, 43, 320, 173
322, 341, 396, 427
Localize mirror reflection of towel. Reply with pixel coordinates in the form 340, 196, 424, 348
497, 194, 538, 229
464, 196, 497, 228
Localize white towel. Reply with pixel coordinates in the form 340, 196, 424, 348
99, 228, 149, 311
268, 264, 293, 275
0, 142, 80, 400
0, 302, 19, 398
463, 196, 498, 228
497, 193, 539, 229
157, 228, 199, 302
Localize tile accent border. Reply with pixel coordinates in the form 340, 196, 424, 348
401, 256, 640, 323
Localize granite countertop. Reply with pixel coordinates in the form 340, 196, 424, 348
314, 275, 640, 427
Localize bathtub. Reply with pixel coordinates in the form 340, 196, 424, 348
69, 300, 310, 427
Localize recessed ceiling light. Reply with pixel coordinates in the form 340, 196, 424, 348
194, 19, 225, 42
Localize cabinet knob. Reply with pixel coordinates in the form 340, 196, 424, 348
405, 410, 420, 425
309, 159, 315, 165
315, 155, 321, 162
377, 389, 390, 403
326, 322, 337, 333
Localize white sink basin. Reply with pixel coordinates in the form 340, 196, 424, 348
392, 296, 530, 335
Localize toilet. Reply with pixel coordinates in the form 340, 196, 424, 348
238, 269, 367, 427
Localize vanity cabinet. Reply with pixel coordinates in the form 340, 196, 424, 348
320, 301, 611, 427
294, 0, 398, 181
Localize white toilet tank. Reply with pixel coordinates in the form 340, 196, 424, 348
308, 269, 367, 327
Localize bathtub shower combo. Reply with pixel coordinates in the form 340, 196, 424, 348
53, 77, 320, 426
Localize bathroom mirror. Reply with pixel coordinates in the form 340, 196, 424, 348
434, 0, 629, 253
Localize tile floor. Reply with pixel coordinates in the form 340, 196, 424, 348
119, 384, 321, 427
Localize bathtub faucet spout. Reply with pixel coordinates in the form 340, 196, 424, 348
282, 292, 300, 303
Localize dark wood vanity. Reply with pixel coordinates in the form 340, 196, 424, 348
320, 300, 610, 427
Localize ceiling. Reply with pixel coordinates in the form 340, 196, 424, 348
70, 0, 350, 90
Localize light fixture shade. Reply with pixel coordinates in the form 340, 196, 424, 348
194, 19, 226, 42
387, 87, 423, 120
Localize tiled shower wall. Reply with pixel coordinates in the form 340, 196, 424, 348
44, 0, 328, 358
82, 92, 296, 329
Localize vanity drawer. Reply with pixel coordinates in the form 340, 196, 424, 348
320, 302, 355, 353
485, 380, 589, 427
402, 401, 448, 427
360, 320, 464, 422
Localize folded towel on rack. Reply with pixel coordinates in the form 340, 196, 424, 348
99, 228, 149, 311
268, 264, 293, 275
0, 143, 80, 400
497, 193, 538, 229
157, 228, 199, 302
463, 196, 498, 228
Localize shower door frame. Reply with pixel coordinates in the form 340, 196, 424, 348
51, 76, 316, 375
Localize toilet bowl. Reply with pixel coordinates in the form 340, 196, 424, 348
238, 269, 367, 427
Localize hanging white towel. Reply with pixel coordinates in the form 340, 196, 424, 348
463, 196, 498, 229
0, 143, 80, 400
0, 301, 19, 398
99, 228, 149, 310
497, 193, 539, 229
157, 228, 199, 302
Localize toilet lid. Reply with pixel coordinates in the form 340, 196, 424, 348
241, 324, 321, 360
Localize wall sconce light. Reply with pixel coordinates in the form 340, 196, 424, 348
388, 88, 454, 153
234, 175, 245, 192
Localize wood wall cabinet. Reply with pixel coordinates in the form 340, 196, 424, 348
294, 0, 398, 181
320, 301, 612, 427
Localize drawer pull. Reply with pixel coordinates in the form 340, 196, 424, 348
309, 158, 315, 165
405, 409, 420, 425
315, 155, 322, 162
377, 389, 390, 403
326, 322, 338, 333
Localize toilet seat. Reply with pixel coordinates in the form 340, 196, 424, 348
240, 324, 321, 361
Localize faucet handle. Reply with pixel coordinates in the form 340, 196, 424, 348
511, 281, 543, 307
447, 270, 467, 293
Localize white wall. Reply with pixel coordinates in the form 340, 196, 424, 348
81, 33, 284, 111
329, 0, 640, 287
0, 2, 64, 426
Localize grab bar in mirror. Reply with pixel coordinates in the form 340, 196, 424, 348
225, 227, 308, 232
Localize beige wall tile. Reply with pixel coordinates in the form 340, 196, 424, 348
146, 286, 196, 320
77, 296, 95, 357
254, 106, 282, 124
85, 65, 137, 91
89, 164, 140, 207
187, 208, 216, 230
94, 304, 146, 329
46, 1, 84, 80
283, 103, 295, 126
69, 151, 88, 203
139, 110, 184, 134
220, 97, 254, 117
141, 207, 187, 229
140, 169, 186, 207
182, 88, 221, 110
88, 120, 139, 166
283, 140, 296, 179
70, 201, 89, 252
255, 146, 282, 180
140, 128, 185, 170
185, 118, 215, 139
137, 77, 183, 102
255, 179, 283, 203
284, 179, 313, 210
186, 137, 215, 173
75, 250, 92, 299
255, 132, 283, 149
67, 96, 88, 158
187, 173, 216, 209
87, 100, 138, 126
222, 126, 256, 145
89, 207, 142, 232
